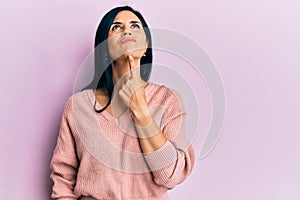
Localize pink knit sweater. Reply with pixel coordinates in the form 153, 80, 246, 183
50, 82, 195, 200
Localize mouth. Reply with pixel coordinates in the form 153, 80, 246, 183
120, 37, 136, 44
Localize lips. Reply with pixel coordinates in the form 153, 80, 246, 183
120, 37, 136, 44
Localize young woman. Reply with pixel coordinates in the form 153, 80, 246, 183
50, 6, 195, 200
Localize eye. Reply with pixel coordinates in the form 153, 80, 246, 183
131, 23, 140, 29
111, 24, 121, 31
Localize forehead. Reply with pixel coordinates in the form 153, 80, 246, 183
113, 10, 141, 22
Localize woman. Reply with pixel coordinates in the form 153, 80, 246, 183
50, 6, 195, 200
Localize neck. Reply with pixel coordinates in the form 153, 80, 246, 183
111, 56, 140, 85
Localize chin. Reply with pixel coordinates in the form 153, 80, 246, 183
125, 51, 144, 59
110, 46, 146, 60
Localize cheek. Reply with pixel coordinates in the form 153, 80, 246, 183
136, 32, 147, 46
107, 36, 120, 58
133, 39, 147, 53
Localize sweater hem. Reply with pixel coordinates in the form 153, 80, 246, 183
79, 192, 168, 200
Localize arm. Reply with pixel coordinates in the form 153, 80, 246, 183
118, 55, 195, 189
50, 100, 80, 199
132, 90, 195, 189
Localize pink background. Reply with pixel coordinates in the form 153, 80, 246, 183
1, 0, 300, 199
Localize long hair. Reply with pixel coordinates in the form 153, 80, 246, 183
86, 6, 153, 112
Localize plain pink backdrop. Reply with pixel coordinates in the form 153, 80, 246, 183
1, 0, 299, 199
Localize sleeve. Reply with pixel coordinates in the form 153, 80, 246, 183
143, 89, 196, 189
50, 100, 80, 200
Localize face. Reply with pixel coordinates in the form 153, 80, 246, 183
107, 10, 148, 61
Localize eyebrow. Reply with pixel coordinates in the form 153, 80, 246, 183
111, 21, 141, 25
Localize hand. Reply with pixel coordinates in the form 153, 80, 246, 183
118, 55, 151, 125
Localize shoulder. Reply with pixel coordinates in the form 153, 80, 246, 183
146, 82, 180, 97
146, 82, 184, 109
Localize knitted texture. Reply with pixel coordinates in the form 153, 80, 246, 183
50, 82, 195, 200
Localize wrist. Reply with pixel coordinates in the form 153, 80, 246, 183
131, 110, 152, 126
135, 117, 161, 139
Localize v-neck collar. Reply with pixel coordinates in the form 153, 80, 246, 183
85, 82, 153, 123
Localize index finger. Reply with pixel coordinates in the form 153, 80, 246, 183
127, 55, 133, 78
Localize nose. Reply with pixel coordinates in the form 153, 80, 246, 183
121, 26, 132, 37
121, 31, 132, 37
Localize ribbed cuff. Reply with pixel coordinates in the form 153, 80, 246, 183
143, 141, 178, 171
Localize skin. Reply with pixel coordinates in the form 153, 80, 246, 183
95, 11, 167, 154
